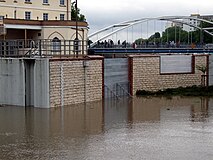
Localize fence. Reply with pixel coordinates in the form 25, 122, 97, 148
0, 39, 88, 58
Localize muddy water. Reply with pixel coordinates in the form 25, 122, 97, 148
0, 97, 213, 160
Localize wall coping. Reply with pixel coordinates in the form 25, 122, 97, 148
3, 18, 88, 27
128, 53, 209, 58
49, 55, 104, 61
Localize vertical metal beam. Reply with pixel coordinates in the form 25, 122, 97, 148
154, 20, 156, 45
175, 25, 176, 44
206, 55, 209, 87
24, 29, 27, 47
67, 0, 69, 20
179, 26, 181, 44
128, 57, 133, 96
167, 21, 169, 44
75, 0, 78, 57
82, 29, 85, 56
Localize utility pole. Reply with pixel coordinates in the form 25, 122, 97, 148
75, 0, 78, 57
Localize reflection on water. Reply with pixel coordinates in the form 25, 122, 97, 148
0, 97, 213, 160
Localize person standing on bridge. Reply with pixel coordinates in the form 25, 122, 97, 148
122, 40, 127, 48
104, 40, 107, 48
118, 40, 120, 48
132, 43, 137, 49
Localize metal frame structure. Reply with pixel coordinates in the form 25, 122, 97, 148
0, 39, 87, 58
88, 16, 213, 44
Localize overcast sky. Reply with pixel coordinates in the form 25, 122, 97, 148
78, 0, 213, 34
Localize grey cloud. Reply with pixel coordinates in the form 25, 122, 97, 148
79, 0, 213, 35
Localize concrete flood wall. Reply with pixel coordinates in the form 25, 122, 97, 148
0, 56, 104, 108
129, 54, 209, 95
0, 59, 25, 106
0, 58, 49, 108
31, 59, 50, 108
0, 54, 211, 108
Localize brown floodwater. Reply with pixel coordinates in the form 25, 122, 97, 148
0, 96, 213, 160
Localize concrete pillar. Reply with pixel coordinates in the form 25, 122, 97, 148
0, 58, 50, 108
33, 58, 50, 108
0, 58, 25, 106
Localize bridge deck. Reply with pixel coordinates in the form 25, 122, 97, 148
88, 48, 213, 55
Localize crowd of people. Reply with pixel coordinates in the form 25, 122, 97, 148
89, 39, 209, 49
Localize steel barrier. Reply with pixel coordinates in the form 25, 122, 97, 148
0, 39, 88, 58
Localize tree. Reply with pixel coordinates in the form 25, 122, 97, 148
133, 22, 213, 46
148, 32, 161, 43
154, 32, 161, 38
134, 38, 145, 45
161, 26, 191, 44
71, 3, 86, 21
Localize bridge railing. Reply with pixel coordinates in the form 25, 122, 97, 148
90, 42, 206, 49
0, 39, 88, 58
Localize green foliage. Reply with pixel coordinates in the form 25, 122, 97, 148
71, 3, 86, 21
148, 32, 161, 42
134, 38, 144, 44
196, 65, 207, 74
133, 21, 213, 44
161, 26, 188, 43
134, 32, 161, 44
136, 86, 213, 97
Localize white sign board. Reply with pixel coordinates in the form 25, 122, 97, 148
160, 55, 192, 74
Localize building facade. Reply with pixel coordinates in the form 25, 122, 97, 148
0, 0, 72, 21
183, 14, 213, 32
0, 0, 88, 55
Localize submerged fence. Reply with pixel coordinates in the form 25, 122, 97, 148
0, 39, 88, 58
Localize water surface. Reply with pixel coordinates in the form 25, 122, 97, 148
0, 97, 213, 160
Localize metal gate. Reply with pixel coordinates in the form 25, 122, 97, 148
104, 58, 130, 99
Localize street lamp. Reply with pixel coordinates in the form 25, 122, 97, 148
73, 0, 78, 57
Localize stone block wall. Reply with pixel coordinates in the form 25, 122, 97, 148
49, 56, 103, 107
129, 54, 208, 95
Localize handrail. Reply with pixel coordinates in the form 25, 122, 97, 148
0, 39, 88, 58
25, 41, 40, 57
116, 83, 132, 98
104, 85, 120, 100
25, 47, 39, 57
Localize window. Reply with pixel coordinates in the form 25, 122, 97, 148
60, 0, 64, 5
60, 14, 65, 20
43, 0, 48, 3
25, 0, 31, 2
52, 37, 61, 52
25, 12, 31, 20
74, 38, 80, 52
43, 13, 48, 21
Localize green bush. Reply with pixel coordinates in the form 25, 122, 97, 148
136, 85, 213, 97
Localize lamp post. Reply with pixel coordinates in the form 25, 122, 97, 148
75, 0, 78, 57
